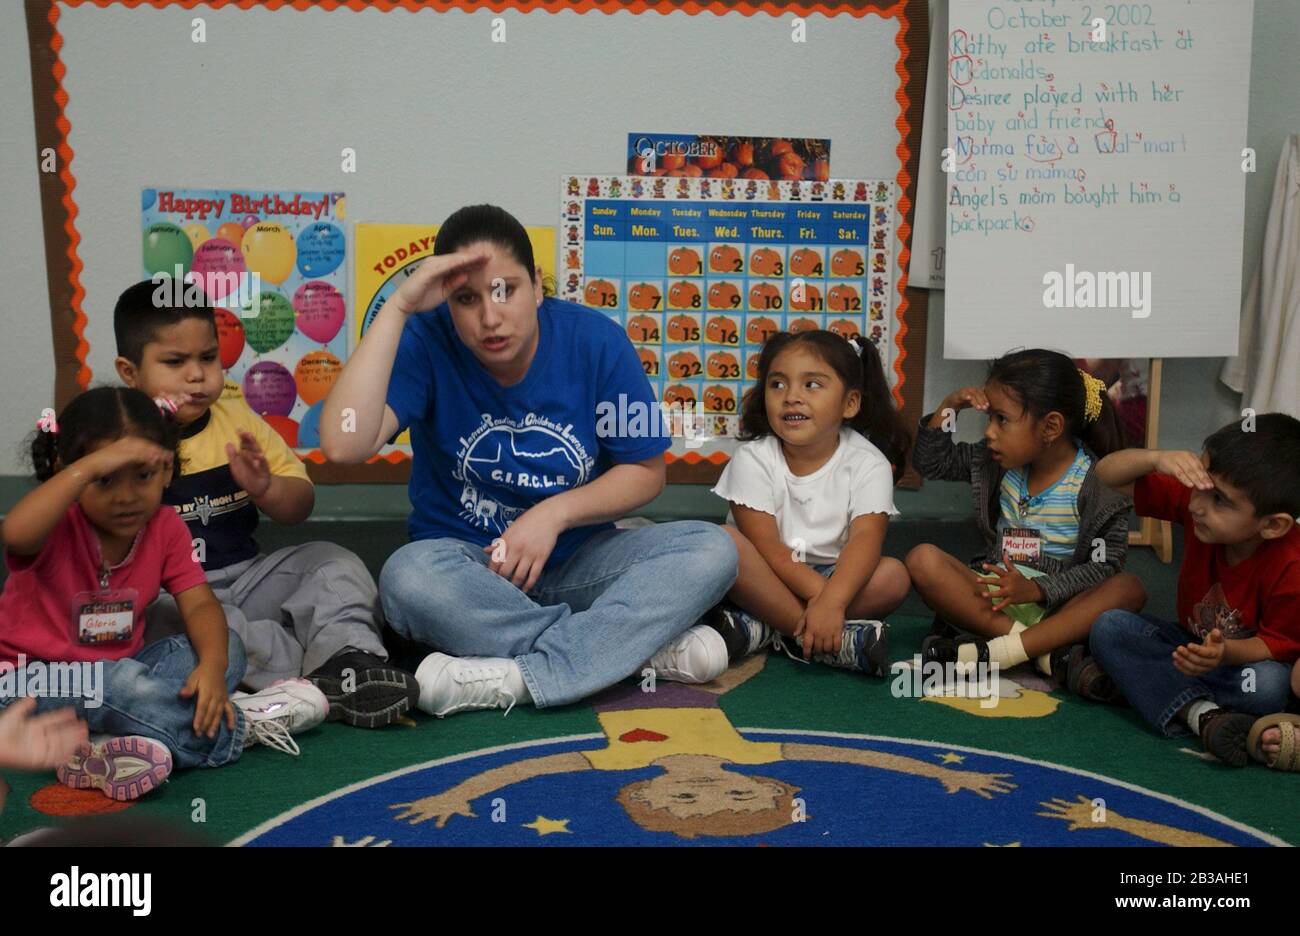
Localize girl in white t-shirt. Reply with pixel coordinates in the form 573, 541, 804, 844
711, 330, 912, 676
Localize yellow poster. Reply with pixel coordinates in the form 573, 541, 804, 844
353, 223, 557, 447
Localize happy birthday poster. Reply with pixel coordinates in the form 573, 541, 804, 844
141, 187, 348, 450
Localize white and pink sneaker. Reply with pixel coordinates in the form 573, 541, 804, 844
57, 736, 172, 802
233, 678, 329, 756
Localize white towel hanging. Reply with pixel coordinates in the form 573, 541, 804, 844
1221, 134, 1300, 417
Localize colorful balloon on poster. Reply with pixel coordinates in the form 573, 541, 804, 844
241, 214, 261, 229
297, 401, 323, 448
241, 289, 296, 353
215, 222, 246, 248
293, 281, 345, 344
183, 224, 210, 250
214, 308, 246, 368
296, 222, 345, 278
241, 223, 296, 284
190, 239, 246, 299
242, 361, 297, 417
142, 189, 157, 212
262, 415, 299, 448
143, 223, 192, 276
293, 351, 341, 406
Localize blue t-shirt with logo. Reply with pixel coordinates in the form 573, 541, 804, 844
386, 296, 670, 567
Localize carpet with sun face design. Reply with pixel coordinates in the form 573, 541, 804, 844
1, 616, 1294, 847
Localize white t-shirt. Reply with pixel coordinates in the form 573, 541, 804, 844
711, 428, 900, 564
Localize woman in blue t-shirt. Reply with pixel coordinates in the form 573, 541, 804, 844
322, 205, 738, 717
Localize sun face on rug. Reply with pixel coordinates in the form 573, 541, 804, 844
891, 659, 1061, 718
234, 680, 1278, 848
920, 679, 1060, 718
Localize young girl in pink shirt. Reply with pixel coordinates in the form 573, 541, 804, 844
0, 387, 322, 801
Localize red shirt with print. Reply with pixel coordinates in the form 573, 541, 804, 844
1134, 473, 1300, 665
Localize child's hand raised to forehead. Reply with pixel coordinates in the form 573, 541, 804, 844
390, 247, 493, 317
943, 386, 990, 414
1153, 450, 1214, 491
80, 436, 174, 481
225, 429, 272, 498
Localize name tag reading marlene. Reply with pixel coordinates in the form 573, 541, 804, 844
1000, 527, 1043, 564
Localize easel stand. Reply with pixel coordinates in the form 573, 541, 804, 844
1127, 357, 1174, 563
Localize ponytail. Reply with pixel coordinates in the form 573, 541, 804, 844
846, 335, 913, 480
987, 349, 1126, 458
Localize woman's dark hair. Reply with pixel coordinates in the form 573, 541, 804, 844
28, 386, 182, 483
986, 349, 1125, 457
433, 204, 556, 297
738, 330, 912, 479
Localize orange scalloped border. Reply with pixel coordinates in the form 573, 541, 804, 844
50, 0, 917, 468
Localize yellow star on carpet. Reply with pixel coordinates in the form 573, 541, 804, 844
983, 842, 1021, 847
934, 752, 965, 764
523, 815, 571, 836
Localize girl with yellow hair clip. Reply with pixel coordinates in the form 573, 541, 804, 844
905, 349, 1146, 699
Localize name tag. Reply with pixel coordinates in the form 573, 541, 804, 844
1000, 527, 1042, 564
73, 589, 137, 644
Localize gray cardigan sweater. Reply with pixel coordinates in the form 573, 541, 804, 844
912, 416, 1132, 611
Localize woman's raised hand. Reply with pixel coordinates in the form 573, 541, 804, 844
390, 247, 492, 316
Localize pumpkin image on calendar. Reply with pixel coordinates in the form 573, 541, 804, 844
668, 350, 703, 379
627, 282, 662, 311
667, 313, 701, 342
668, 281, 701, 310
626, 314, 659, 343
584, 278, 618, 308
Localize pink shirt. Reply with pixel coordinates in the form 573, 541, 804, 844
0, 503, 207, 665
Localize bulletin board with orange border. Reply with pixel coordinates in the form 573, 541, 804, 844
26, 0, 932, 486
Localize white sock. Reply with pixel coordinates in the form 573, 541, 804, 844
957, 622, 1028, 669
1186, 700, 1218, 735
987, 633, 1029, 669
503, 661, 533, 705
1034, 652, 1054, 676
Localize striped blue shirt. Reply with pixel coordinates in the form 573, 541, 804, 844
996, 445, 1093, 562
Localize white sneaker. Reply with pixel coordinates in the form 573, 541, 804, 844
234, 678, 329, 756
415, 653, 522, 718
644, 625, 729, 684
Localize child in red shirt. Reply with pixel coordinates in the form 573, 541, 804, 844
0, 388, 321, 801
1086, 413, 1300, 768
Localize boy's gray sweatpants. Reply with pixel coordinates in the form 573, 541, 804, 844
146, 542, 388, 691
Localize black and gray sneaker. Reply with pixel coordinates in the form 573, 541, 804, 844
704, 604, 781, 663
307, 649, 420, 729
800, 621, 890, 677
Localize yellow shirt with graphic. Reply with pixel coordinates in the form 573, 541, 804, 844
166, 395, 310, 570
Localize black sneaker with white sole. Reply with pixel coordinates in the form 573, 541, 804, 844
307, 650, 420, 729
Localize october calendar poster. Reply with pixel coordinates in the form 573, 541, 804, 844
561, 174, 896, 448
